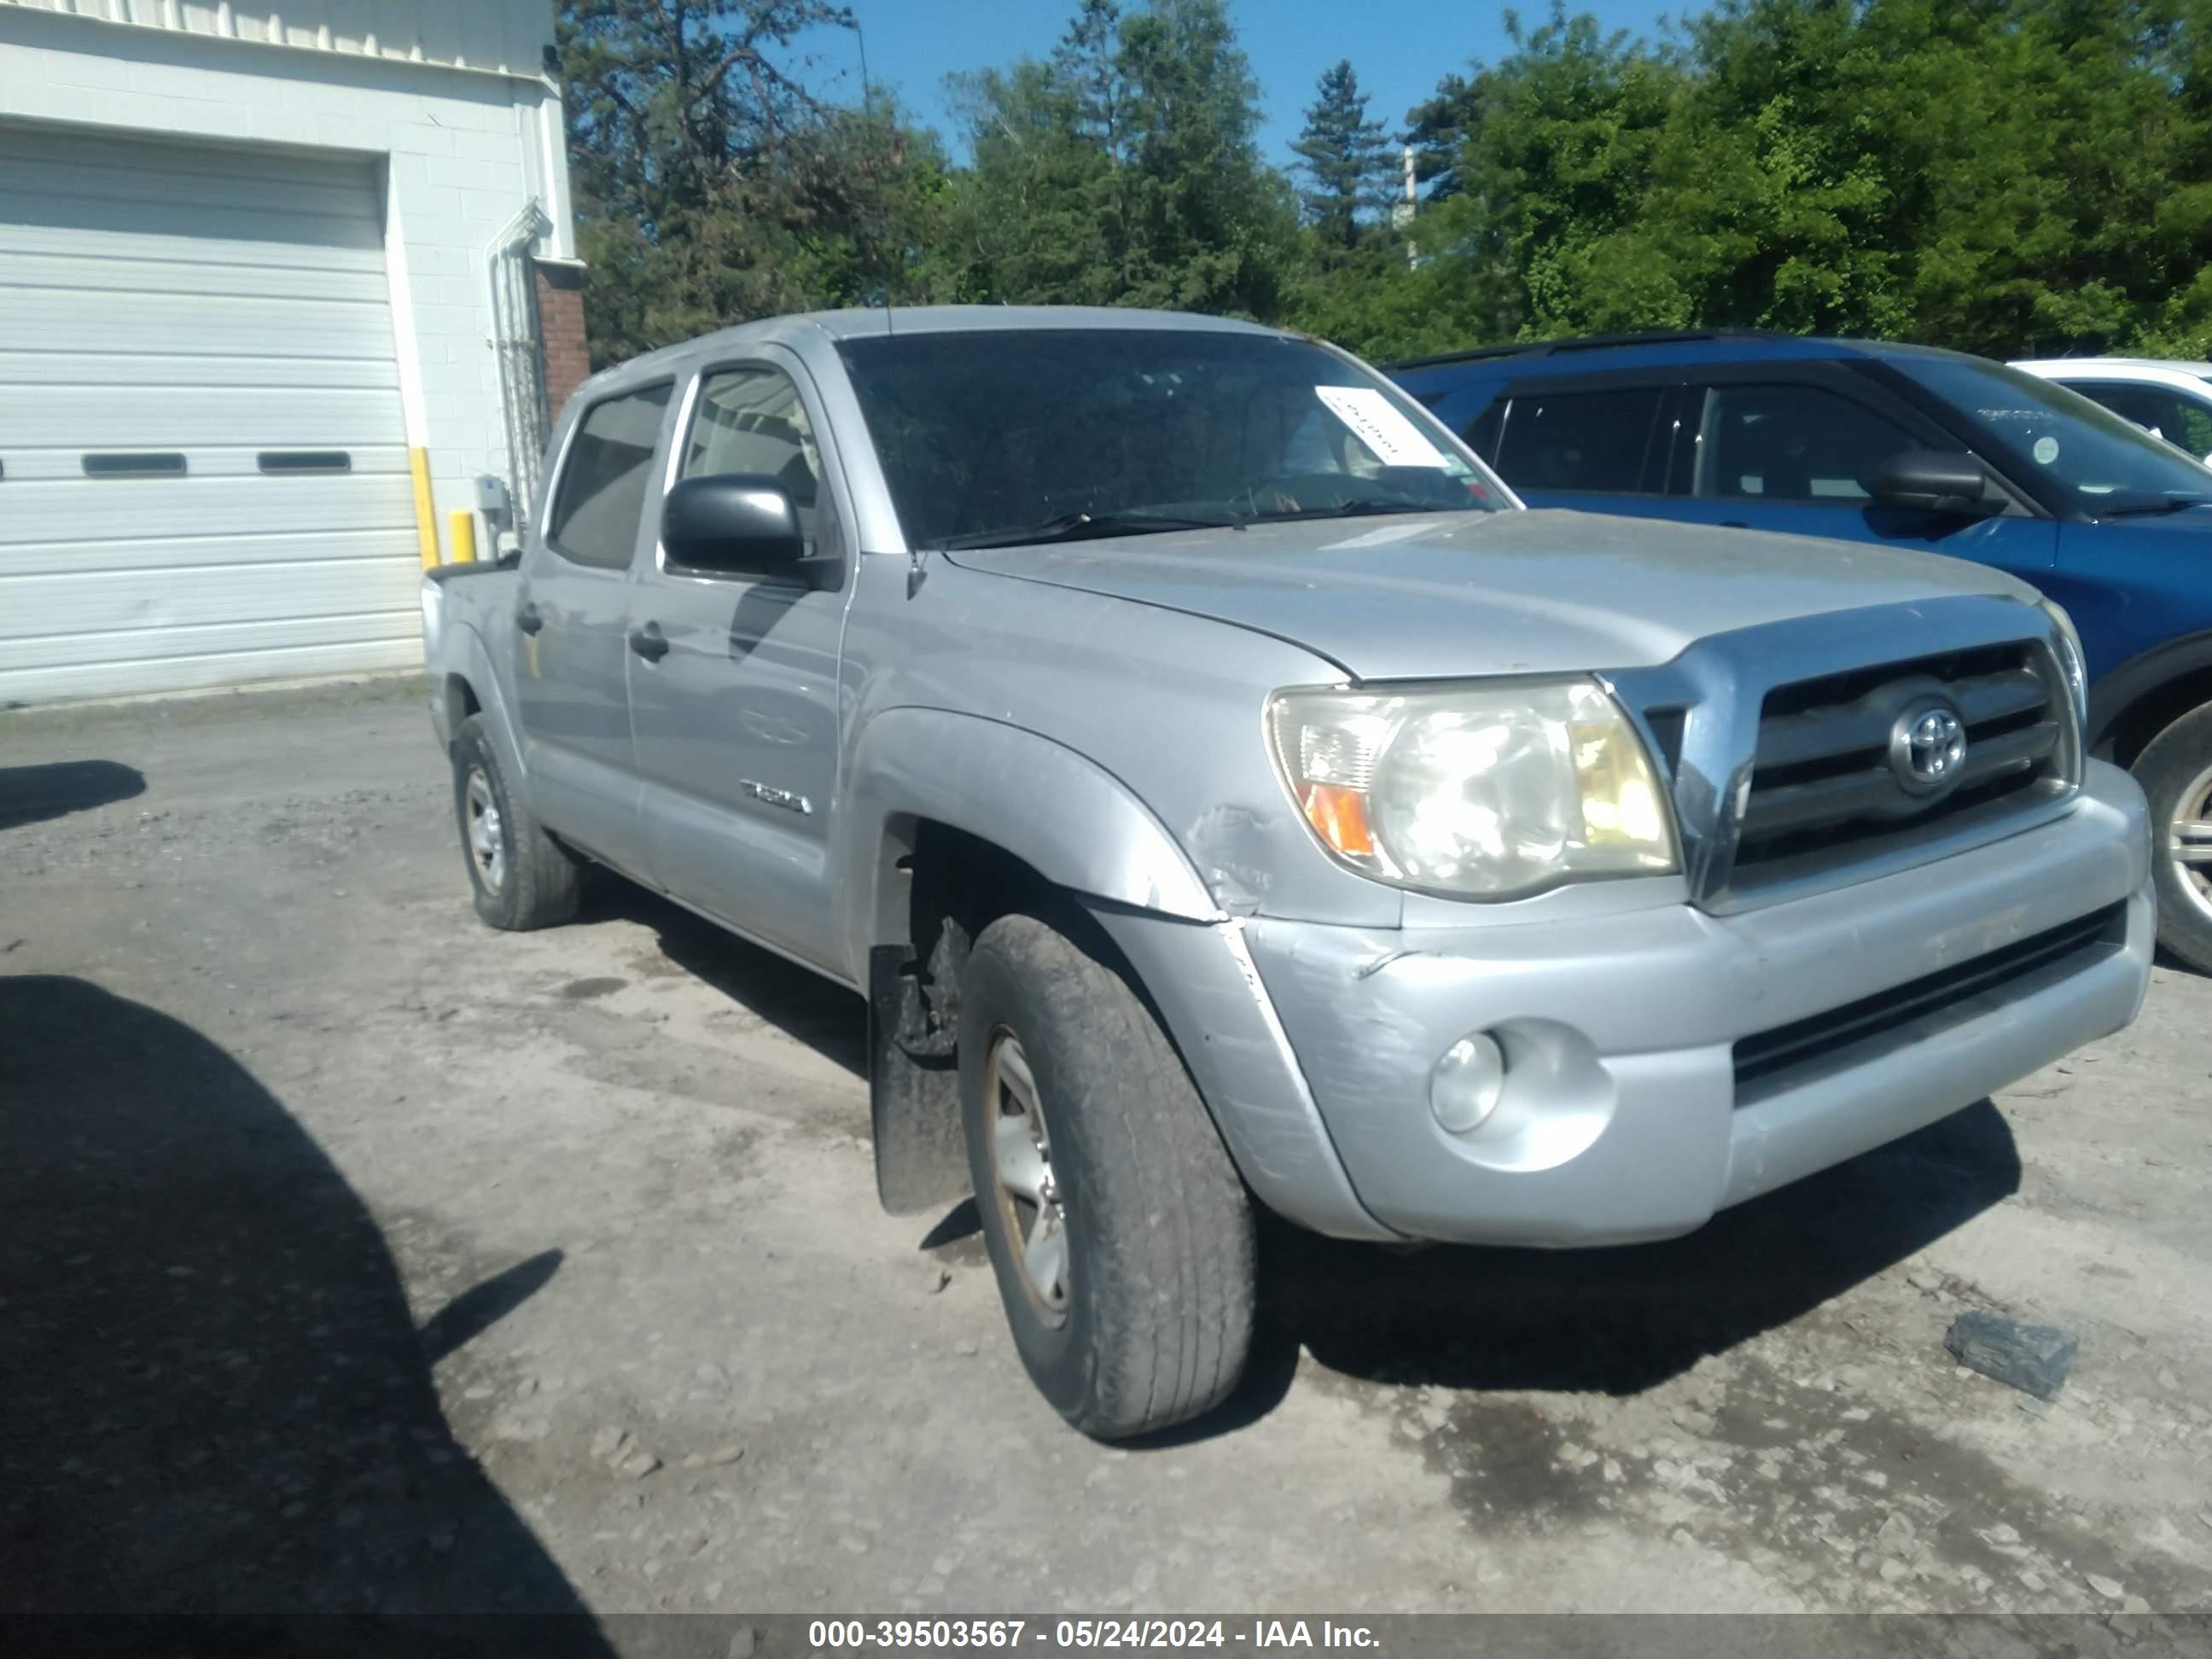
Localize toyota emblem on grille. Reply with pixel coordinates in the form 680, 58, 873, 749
1890, 698, 1968, 796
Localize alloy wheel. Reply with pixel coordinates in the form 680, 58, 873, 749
984, 1029, 1069, 1324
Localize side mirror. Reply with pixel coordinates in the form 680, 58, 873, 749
661, 474, 807, 577
1866, 450, 2000, 516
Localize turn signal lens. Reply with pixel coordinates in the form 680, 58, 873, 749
1300, 782, 1376, 858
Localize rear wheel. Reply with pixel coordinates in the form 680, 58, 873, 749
2133, 701, 2212, 974
451, 714, 581, 931
958, 912, 1255, 1440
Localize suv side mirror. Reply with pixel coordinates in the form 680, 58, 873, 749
662, 474, 807, 577
1866, 450, 2000, 516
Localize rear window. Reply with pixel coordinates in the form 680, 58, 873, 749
1493, 387, 1663, 493
547, 382, 672, 569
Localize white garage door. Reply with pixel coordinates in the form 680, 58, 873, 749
0, 124, 419, 704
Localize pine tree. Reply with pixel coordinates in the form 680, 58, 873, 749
1404, 72, 1479, 203
1291, 60, 1393, 248
1052, 0, 1124, 151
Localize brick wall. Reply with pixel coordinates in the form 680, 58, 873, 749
533, 262, 590, 429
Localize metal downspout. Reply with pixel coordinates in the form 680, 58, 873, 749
485, 199, 552, 541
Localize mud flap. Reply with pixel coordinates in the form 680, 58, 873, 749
866, 940, 969, 1214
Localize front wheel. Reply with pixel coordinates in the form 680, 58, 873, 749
2133, 701, 2212, 974
958, 912, 1255, 1440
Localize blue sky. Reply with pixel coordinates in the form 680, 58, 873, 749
798, 1, 1675, 167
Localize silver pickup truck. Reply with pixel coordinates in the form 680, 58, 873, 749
422, 306, 2155, 1439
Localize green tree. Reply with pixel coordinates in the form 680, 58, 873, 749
559, 0, 947, 363
946, 0, 1295, 317
1403, 72, 1480, 202
1291, 60, 1394, 247
1405, 0, 2212, 356
946, 55, 1124, 304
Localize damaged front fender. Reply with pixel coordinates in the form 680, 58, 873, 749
834, 707, 1222, 980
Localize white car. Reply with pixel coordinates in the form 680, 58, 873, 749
2014, 357, 2212, 466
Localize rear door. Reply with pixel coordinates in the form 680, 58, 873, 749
510, 379, 675, 875
626, 352, 850, 974
1659, 365, 2058, 588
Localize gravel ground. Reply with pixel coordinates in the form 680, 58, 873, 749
3, 677, 2211, 1643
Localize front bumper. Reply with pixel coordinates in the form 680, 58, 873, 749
1139, 760, 2151, 1248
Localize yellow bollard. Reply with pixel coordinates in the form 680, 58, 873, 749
410, 448, 441, 569
448, 509, 477, 564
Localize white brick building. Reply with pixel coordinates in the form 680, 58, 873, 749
0, 0, 586, 703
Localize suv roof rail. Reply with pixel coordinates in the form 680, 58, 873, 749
1387, 328, 1796, 371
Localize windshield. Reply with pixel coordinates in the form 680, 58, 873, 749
1905, 356, 2212, 514
835, 328, 1503, 550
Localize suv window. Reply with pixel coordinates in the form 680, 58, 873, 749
546, 382, 673, 568
1908, 356, 2212, 512
1687, 382, 1916, 502
1461, 397, 1506, 464
1491, 387, 1662, 493
680, 365, 822, 549
2064, 381, 2212, 458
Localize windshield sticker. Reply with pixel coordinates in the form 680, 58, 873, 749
2033, 435, 2060, 465
1314, 386, 1449, 469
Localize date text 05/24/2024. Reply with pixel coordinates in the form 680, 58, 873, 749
806, 1621, 1380, 1650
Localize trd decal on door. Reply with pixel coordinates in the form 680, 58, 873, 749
738, 779, 812, 815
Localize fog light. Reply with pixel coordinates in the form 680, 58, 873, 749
1430, 1032, 1505, 1133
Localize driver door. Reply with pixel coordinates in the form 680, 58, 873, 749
626, 353, 851, 973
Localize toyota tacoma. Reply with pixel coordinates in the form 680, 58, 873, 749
422, 307, 2155, 1439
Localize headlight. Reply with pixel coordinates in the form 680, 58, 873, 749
2037, 597, 2088, 733
1266, 678, 1679, 899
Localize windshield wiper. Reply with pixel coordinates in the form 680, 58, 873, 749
932, 509, 1244, 551
1249, 498, 1463, 523
2101, 492, 2212, 518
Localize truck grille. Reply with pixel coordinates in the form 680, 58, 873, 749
1732, 641, 2073, 880
1733, 900, 2125, 1096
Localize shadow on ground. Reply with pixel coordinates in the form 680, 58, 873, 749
584, 877, 866, 1077
568, 876, 2021, 1445
0, 975, 612, 1650
1214, 1100, 2022, 1431
0, 759, 143, 830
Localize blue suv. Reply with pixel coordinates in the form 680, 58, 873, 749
1389, 330, 2212, 972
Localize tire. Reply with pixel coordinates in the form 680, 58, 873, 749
451, 713, 581, 931
958, 911, 1255, 1441
2132, 701, 2212, 974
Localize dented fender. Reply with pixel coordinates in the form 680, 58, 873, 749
833, 707, 1221, 979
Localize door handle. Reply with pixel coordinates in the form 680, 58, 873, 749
1720, 521, 1749, 530
629, 622, 670, 662
515, 602, 544, 635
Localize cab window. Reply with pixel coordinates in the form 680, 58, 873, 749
680, 364, 824, 550
546, 382, 673, 568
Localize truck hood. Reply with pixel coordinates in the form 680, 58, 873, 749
942, 509, 2038, 680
